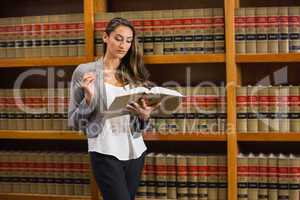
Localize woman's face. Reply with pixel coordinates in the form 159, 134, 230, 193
103, 25, 133, 59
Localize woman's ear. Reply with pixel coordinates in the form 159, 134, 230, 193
102, 32, 108, 43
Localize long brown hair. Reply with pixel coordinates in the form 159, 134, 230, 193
102, 17, 150, 87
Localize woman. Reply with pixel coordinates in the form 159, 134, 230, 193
68, 17, 159, 200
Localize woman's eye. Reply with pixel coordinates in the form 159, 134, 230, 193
126, 40, 133, 44
115, 37, 123, 42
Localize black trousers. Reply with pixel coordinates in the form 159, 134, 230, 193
90, 151, 145, 200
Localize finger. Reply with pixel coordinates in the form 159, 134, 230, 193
141, 98, 147, 109
83, 76, 95, 83
82, 74, 95, 81
126, 104, 138, 113
82, 77, 95, 86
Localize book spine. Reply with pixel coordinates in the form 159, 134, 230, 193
279, 86, 290, 132
0, 18, 7, 58
197, 155, 208, 200
269, 86, 280, 132
278, 7, 289, 53
152, 10, 164, 55
256, 7, 268, 53
166, 154, 177, 199
131, 11, 144, 54
245, 7, 257, 54
258, 154, 268, 200
248, 154, 259, 200
162, 10, 174, 55
187, 155, 198, 199
217, 155, 227, 200
213, 8, 225, 53
143, 11, 154, 55
247, 86, 259, 132
146, 153, 156, 198
288, 7, 300, 53
193, 9, 204, 54
235, 8, 246, 54
267, 7, 279, 53
289, 86, 300, 132
205, 87, 218, 133
183, 9, 194, 54
203, 8, 214, 53
32, 16, 42, 57
268, 154, 278, 200
40, 15, 50, 57
173, 9, 185, 54
237, 86, 248, 133
238, 154, 248, 200
6, 18, 16, 58
176, 154, 188, 200
196, 87, 208, 132
154, 154, 167, 198
207, 155, 218, 200
58, 15, 68, 57
288, 154, 300, 200
258, 86, 269, 132
77, 14, 85, 56
15, 17, 25, 58
278, 154, 289, 200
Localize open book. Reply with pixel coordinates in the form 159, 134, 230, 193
105, 86, 183, 117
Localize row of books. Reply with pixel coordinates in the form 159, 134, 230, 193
237, 85, 300, 133
0, 151, 90, 196
0, 88, 69, 130
235, 7, 300, 54
146, 86, 227, 133
0, 86, 227, 133
95, 8, 225, 56
136, 153, 227, 199
0, 13, 85, 58
238, 153, 300, 200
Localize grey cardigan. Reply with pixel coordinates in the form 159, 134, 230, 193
68, 59, 149, 138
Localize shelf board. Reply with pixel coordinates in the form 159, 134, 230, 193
144, 132, 227, 141
0, 130, 86, 140
0, 57, 94, 68
143, 54, 225, 64
237, 133, 300, 142
0, 193, 90, 200
0, 130, 227, 141
237, 53, 300, 63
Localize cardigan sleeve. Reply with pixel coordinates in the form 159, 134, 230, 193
68, 65, 97, 131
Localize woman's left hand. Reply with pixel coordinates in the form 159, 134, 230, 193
126, 98, 160, 120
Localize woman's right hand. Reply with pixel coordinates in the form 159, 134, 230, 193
81, 72, 96, 105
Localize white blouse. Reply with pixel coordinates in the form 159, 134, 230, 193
88, 83, 147, 160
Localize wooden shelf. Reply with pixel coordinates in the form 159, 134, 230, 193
0, 193, 90, 200
0, 130, 227, 141
237, 53, 300, 63
237, 133, 300, 142
143, 54, 225, 64
0, 130, 86, 140
144, 132, 227, 141
0, 57, 94, 68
